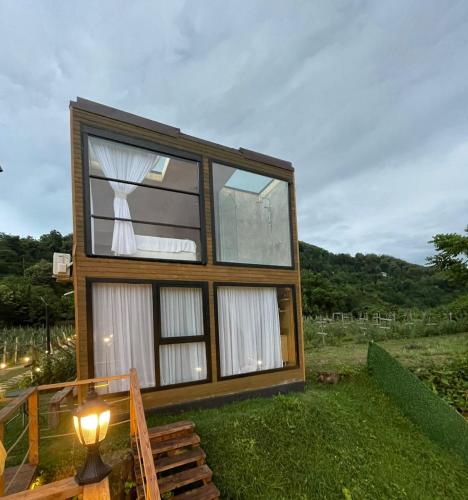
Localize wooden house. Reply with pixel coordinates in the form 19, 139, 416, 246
69, 97, 305, 410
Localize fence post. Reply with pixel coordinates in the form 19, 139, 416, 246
28, 390, 39, 465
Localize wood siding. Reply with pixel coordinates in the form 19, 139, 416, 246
70, 104, 305, 409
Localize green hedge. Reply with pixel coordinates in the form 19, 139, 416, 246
367, 342, 468, 462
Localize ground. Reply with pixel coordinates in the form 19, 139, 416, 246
4, 333, 468, 499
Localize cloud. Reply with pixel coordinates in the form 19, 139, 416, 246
0, 0, 467, 263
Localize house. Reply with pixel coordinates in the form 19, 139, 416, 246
69, 97, 305, 409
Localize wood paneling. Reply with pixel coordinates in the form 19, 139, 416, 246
70, 104, 305, 407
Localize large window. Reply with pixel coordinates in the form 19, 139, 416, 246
216, 285, 297, 378
86, 134, 203, 262
211, 163, 293, 267
91, 281, 209, 393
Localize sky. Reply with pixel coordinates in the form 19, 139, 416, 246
0, 1, 467, 265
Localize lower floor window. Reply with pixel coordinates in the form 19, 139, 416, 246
91, 282, 208, 392
91, 281, 297, 391
92, 283, 155, 392
217, 285, 297, 377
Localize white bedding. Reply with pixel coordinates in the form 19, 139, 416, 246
133, 235, 197, 260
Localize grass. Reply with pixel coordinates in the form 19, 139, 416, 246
4, 332, 468, 499
306, 331, 468, 373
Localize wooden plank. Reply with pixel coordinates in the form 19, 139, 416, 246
0, 388, 36, 424
175, 482, 220, 500
28, 390, 39, 465
3, 464, 37, 496
3, 475, 82, 499
155, 448, 205, 472
82, 476, 110, 500
158, 464, 212, 494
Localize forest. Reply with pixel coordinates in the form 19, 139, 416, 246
0, 230, 466, 327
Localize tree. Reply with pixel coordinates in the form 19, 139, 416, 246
427, 227, 468, 285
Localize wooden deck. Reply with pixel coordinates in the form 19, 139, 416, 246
3, 464, 37, 495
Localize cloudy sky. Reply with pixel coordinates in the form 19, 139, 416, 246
0, 1, 467, 264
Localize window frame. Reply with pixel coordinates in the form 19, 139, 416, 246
81, 125, 207, 264
209, 158, 296, 270
86, 278, 212, 394
213, 282, 300, 381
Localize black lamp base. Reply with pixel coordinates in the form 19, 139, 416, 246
75, 444, 112, 485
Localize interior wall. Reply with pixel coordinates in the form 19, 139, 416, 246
218, 181, 292, 265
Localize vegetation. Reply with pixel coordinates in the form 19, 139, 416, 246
427, 226, 468, 285
0, 231, 73, 327
299, 241, 467, 315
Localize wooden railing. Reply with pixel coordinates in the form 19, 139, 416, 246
0, 370, 160, 499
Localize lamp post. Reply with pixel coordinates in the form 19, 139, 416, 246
73, 386, 112, 485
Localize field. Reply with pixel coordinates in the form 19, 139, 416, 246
1, 326, 467, 499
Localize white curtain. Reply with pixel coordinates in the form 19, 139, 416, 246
217, 287, 283, 376
92, 283, 155, 392
160, 287, 203, 337
159, 287, 206, 385
159, 343, 207, 386
89, 137, 161, 256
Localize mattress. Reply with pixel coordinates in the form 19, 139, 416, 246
133, 235, 197, 261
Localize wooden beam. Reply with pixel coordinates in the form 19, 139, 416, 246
37, 374, 129, 392
2, 476, 82, 499
28, 390, 39, 465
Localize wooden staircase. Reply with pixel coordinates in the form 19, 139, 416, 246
133, 420, 220, 499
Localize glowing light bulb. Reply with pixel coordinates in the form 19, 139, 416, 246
0, 363, 6, 369
23, 356, 30, 363
257, 360, 263, 366
103, 337, 110, 344
35, 367, 41, 373
195, 367, 202, 372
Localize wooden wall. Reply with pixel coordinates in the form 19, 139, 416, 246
70, 102, 305, 409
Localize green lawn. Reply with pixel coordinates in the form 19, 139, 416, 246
11, 333, 468, 499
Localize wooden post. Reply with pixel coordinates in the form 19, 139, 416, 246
28, 390, 39, 465
83, 476, 110, 500
129, 383, 136, 437
14, 337, 18, 365
0, 422, 4, 496
2, 340, 6, 365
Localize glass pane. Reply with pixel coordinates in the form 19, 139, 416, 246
212, 163, 292, 266
278, 287, 297, 367
160, 288, 204, 337
92, 283, 155, 392
159, 342, 207, 386
217, 286, 286, 376
91, 218, 201, 261
90, 177, 200, 228
89, 136, 199, 192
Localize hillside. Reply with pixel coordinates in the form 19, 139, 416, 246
0, 231, 465, 326
299, 241, 464, 315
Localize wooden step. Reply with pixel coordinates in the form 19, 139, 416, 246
148, 421, 195, 441
135, 448, 206, 482
158, 464, 212, 494
151, 433, 200, 455
175, 482, 220, 499
156, 447, 206, 472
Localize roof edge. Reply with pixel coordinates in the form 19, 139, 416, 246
70, 97, 294, 172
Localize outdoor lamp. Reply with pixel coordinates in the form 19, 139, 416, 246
73, 386, 112, 485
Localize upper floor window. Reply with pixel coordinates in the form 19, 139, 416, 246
211, 162, 293, 267
87, 135, 203, 262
